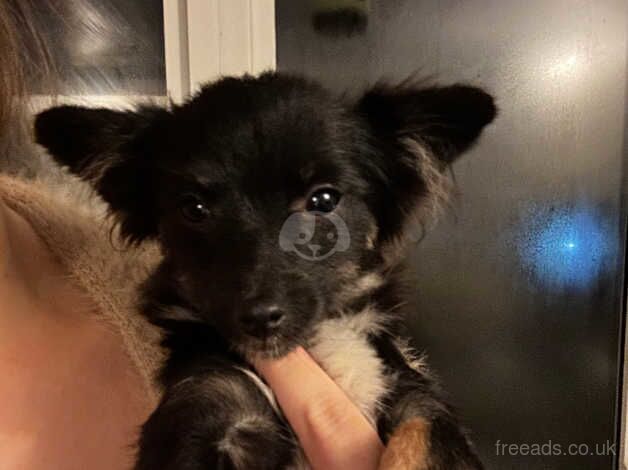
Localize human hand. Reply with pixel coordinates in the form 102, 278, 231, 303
254, 346, 384, 470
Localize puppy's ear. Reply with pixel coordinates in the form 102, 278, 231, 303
356, 84, 496, 249
357, 83, 496, 163
35, 105, 170, 243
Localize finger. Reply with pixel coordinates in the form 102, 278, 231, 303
254, 347, 384, 470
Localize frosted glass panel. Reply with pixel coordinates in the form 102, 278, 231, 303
276, 1, 627, 469
22, 0, 165, 96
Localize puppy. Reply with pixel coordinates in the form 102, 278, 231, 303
35, 72, 496, 470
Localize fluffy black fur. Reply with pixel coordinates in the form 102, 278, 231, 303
35, 72, 496, 469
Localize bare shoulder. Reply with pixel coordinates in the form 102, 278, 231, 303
0, 196, 9, 271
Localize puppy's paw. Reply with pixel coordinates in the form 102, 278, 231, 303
378, 417, 431, 470
136, 409, 295, 470
135, 370, 296, 470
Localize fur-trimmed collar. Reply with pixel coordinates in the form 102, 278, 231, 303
0, 173, 165, 402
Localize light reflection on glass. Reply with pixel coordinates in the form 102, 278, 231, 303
548, 52, 583, 79
24, 0, 165, 96
515, 206, 612, 289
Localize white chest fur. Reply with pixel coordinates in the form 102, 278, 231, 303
306, 307, 394, 425
244, 307, 394, 425
243, 307, 396, 470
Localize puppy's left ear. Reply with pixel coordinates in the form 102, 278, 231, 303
356, 83, 496, 247
357, 83, 497, 164
35, 105, 170, 243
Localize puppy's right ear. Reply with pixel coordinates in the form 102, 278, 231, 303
35, 105, 170, 243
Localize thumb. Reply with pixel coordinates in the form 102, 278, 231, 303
254, 347, 384, 470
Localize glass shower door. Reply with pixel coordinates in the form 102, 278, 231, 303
275, 1, 627, 468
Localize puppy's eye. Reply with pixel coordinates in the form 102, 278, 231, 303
306, 187, 341, 213
179, 195, 210, 223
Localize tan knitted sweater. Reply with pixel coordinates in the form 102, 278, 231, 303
0, 173, 165, 404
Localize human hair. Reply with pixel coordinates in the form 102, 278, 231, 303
0, 0, 55, 173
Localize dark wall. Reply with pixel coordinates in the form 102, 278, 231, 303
276, 1, 627, 468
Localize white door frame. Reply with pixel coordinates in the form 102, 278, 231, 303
163, 0, 276, 103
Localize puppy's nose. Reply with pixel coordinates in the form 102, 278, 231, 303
240, 304, 285, 337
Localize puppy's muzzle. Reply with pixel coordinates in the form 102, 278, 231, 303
239, 303, 285, 338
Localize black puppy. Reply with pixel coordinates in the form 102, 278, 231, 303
35, 72, 495, 470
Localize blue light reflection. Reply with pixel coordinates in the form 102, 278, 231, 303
516, 207, 612, 289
